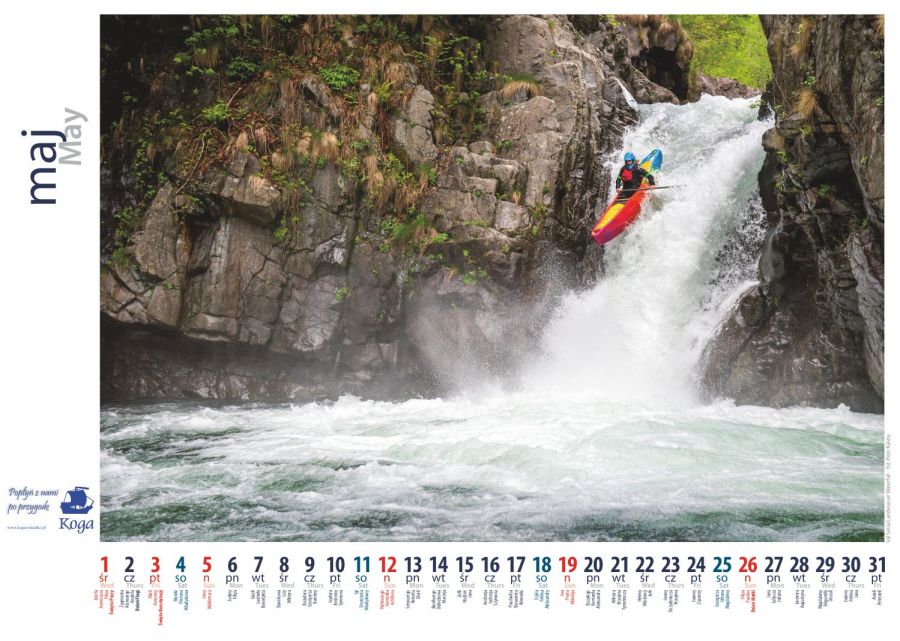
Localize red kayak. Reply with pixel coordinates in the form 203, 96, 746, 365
591, 149, 663, 245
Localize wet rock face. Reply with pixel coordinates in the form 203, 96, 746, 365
100, 15, 680, 402
696, 74, 761, 100
849, 228, 884, 397
100, 315, 425, 401
391, 85, 438, 166
607, 17, 693, 103
406, 15, 644, 375
700, 15, 884, 411
199, 152, 282, 227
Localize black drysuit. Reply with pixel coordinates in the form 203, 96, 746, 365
616, 163, 655, 193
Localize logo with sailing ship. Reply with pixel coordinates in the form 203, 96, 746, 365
60, 486, 94, 515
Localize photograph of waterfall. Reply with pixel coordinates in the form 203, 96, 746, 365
99, 15, 885, 542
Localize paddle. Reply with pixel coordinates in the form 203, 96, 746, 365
618, 184, 683, 196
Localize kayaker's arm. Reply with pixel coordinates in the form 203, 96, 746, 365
635, 165, 655, 186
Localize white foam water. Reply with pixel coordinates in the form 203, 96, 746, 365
524, 95, 771, 404
101, 96, 883, 542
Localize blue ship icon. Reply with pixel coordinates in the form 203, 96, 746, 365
60, 486, 94, 515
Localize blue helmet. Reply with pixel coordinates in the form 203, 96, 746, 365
624, 152, 636, 163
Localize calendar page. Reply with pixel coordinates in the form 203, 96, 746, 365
0, 1, 893, 638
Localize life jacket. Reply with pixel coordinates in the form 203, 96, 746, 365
620, 167, 634, 182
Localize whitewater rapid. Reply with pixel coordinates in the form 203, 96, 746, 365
525, 95, 770, 403
100, 96, 884, 542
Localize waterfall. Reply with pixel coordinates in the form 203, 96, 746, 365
525, 95, 771, 405
101, 96, 882, 543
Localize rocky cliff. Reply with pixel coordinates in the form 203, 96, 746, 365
700, 16, 884, 412
101, 15, 690, 401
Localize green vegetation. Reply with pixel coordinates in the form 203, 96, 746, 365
100, 15, 520, 271
200, 99, 231, 125
672, 15, 771, 88
378, 209, 445, 255
319, 63, 360, 93
274, 214, 302, 245
111, 206, 141, 249
225, 57, 260, 80
531, 202, 549, 219
110, 246, 135, 269
461, 267, 488, 285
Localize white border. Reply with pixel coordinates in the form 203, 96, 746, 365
0, 1, 895, 637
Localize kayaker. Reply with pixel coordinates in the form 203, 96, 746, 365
615, 151, 655, 194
